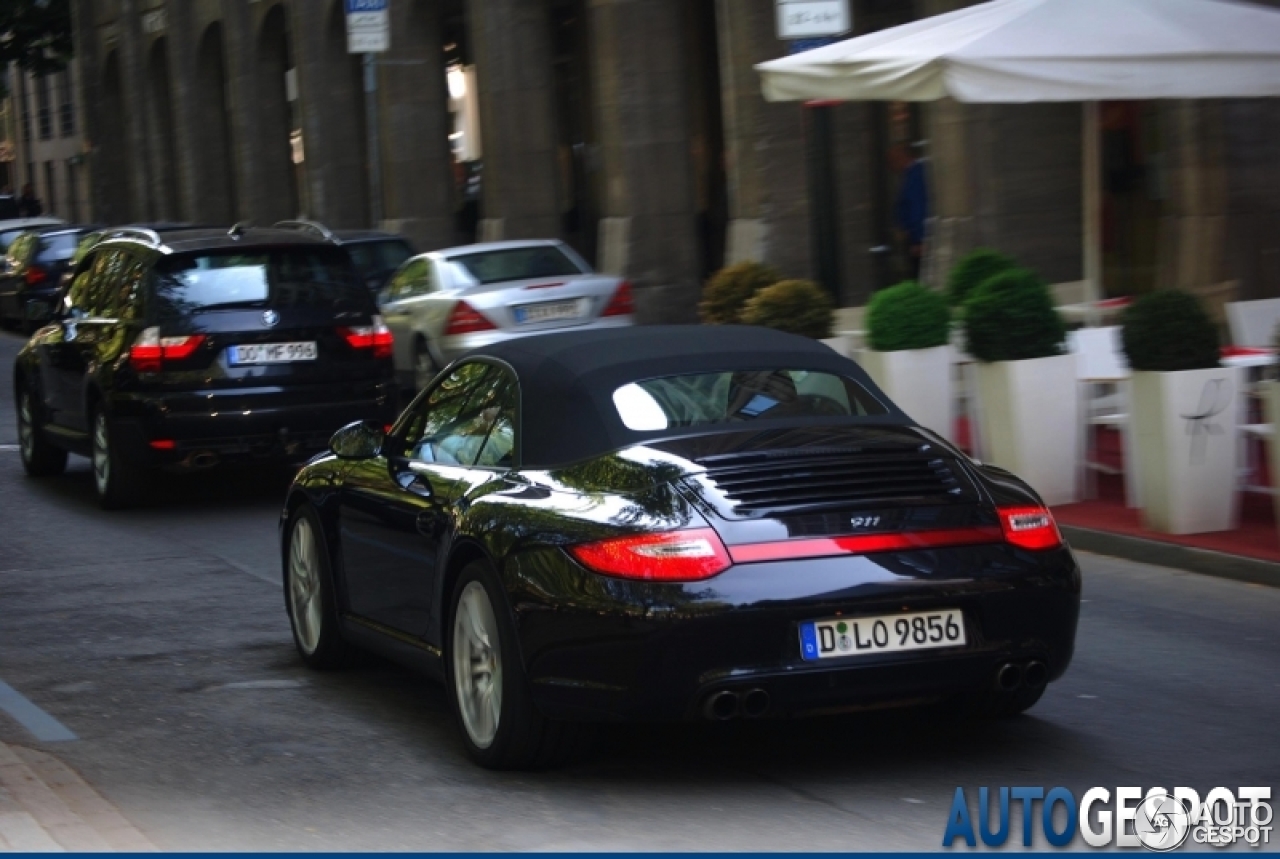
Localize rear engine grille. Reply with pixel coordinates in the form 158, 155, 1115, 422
691, 450, 971, 516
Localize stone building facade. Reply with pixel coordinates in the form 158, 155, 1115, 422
72, 0, 1280, 320
3, 60, 92, 220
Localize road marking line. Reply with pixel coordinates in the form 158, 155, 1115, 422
0, 680, 77, 742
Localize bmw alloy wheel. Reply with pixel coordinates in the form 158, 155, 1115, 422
452, 581, 503, 749
288, 516, 323, 655
92, 411, 111, 496
17, 391, 34, 461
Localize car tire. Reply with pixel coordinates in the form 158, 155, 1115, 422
284, 504, 354, 670
413, 339, 437, 393
16, 386, 67, 477
90, 407, 147, 510
446, 559, 590, 770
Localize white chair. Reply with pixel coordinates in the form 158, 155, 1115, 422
1068, 327, 1139, 505
1226, 298, 1280, 348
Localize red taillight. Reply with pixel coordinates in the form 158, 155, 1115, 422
25, 265, 47, 286
339, 315, 394, 359
601, 280, 634, 317
568, 528, 732, 581
129, 327, 206, 373
443, 300, 496, 336
148, 439, 177, 451
728, 527, 1004, 564
997, 506, 1063, 550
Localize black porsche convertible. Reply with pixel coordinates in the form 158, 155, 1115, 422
280, 326, 1080, 769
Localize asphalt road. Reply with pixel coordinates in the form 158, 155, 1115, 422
0, 330, 1277, 851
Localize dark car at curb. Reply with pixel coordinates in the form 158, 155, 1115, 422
274, 220, 416, 293
0, 224, 101, 331
13, 225, 398, 509
278, 326, 1081, 770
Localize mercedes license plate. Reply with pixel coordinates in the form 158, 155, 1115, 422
513, 300, 583, 325
229, 342, 318, 365
799, 609, 966, 661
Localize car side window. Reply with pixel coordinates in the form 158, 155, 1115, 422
396, 362, 517, 468
70, 249, 128, 318
113, 255, 149, 321
7, 234, 33, 268
389, 259, 432, 300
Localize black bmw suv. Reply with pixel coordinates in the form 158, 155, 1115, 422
13, 225, 398, 508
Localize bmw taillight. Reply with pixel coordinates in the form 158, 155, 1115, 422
443, 300, 496, 336
338, 315, 394, 359
568, 528, 732, 581
601, 280, 634, 317
25, 265, 47, 286
129, 327, 206, 373
998, 506, 1063, 550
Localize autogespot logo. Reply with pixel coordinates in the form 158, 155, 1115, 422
942, 786, 1272, 850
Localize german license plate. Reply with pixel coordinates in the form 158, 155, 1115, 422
799, 609, 966, 661
229, 342, 318, 365
513, 300, 583, 324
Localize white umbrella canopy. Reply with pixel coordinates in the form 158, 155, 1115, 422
758, 0, 1280, 103
755, 0, 1280, 311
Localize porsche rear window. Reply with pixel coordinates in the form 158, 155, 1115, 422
612, 370, 888, 431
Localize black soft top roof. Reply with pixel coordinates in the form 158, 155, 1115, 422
466, 325, 909, 469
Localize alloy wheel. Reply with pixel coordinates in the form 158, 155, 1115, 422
288, 517, 323, 655
92, 412, 110, 496
17, 391, 34, 462
452, 581, 503, 749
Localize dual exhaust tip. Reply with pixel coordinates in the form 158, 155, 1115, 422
703, 688, 771, 721
996, 660, 1047, 692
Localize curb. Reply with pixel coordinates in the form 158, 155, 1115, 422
1061, 525, 1280, 588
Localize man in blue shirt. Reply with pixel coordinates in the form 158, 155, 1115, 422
893, 143, 930, 281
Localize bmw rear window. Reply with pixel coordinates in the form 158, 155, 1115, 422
36, 233, 82, 263
613, 370, 888, 431
152, 248, 369, 316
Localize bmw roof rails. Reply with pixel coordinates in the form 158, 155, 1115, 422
228, 221, 254, 239
103, 226, 164, 248
273, 219, 335, 241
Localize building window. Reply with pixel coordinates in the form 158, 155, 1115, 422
57, 70, 75, 138
36, 74, 52, 141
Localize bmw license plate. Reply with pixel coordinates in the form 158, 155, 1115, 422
799, 609, 966, 661
513, 300, 583, 325
229, 342, 318, 365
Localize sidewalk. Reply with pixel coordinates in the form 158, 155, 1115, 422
0, 741, 153, 852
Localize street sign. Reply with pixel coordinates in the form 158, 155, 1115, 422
346, 0, 390, 54
776, 0, 852, 40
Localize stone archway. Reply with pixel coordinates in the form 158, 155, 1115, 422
194, 22, 237, 223
147, 37, 181, 219
257, 3, 300, 221
97, 51, 133, 224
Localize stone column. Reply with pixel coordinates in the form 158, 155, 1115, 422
290, 1, 369, 228
162, 1, 204, 222
119, 0, 158, 219
1156, 102, 1229, 295
588, 0, 700, 322
715, 0, 812, 280
466, 0, 562, 240
379, 0, 457, 250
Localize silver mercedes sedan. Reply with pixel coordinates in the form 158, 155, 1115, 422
378, 240, 634, 392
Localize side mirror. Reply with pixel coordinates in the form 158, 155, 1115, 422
329, 420, 386, 460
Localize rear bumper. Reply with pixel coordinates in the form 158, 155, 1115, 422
506, 544, 1081, 722
106, 380, 399, 466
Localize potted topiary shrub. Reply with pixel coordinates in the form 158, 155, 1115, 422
1122, 290, 1239, 534
964, 268, 1078, 505
741, 279, 835, 341
858, 281, 955, 440
947, 248, 1019, 309
700, 261, 781, 325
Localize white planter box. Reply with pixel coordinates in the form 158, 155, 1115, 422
1130, 367, 1242, 535
975, 354, 1080, 506
857, 345, 955, 442
820, 335, 849, 357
